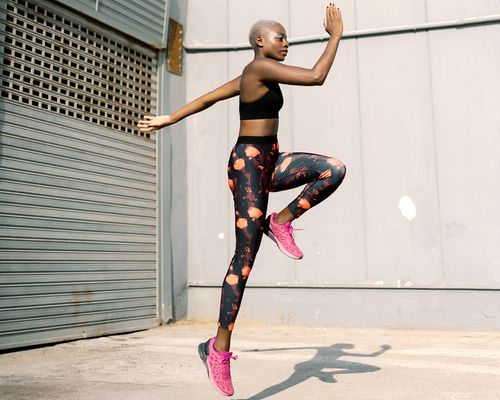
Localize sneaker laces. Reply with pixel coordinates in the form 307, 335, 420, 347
284, 222, 304, 240
220, 352, 238, 379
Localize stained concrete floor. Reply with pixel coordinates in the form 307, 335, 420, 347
1, 319, 500, 400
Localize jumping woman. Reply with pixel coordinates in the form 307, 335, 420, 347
138, 4, 344, 397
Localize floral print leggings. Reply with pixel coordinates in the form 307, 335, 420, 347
219, 135, 346, 330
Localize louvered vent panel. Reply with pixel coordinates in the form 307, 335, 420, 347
1, 0, 157, 140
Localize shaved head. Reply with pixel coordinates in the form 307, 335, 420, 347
248, 20, 284, 50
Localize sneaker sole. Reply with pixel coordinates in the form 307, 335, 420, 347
197, 342, 234, 397
265, 229, 303, 260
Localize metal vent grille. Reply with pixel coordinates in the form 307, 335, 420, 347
1, 0, 157, 139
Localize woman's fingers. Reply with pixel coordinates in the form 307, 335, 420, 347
138, 120, 156, 132
137, 115, 169, 132
323, 3, 343, 37
138, 115, 154, 123
327, 4, 336, 22
137, 116, 157, 132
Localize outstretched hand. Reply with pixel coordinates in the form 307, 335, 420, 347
323, 3, 343, 39
137, 115, 173, 133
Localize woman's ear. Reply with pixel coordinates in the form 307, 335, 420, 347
255, 36, 264, 48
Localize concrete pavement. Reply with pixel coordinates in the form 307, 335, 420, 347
1, 319, 500, 399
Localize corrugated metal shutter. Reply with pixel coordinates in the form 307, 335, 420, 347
0, 0, 159, 350
55, 0, 168, 48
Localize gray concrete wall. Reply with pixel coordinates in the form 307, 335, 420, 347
158, 0, 189, 321
170, 0, 500, 329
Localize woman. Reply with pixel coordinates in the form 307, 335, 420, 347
138, 3, 344, 397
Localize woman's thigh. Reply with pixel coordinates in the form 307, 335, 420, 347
270, 151, 344, 192
228, 142, 278, 251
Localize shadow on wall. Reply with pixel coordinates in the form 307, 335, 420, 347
242, 343, 391, 399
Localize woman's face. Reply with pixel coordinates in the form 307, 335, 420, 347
260, 24, 289, 61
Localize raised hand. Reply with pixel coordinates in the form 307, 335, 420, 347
137, 115, 173, 133
323, 3, 343, 39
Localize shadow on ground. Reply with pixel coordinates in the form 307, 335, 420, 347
241, 343, 391, 400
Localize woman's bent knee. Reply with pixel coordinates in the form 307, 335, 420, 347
323, 157, 346, 181
339, 162, 346, 179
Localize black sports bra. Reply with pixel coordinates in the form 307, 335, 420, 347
239, 82, 283, 120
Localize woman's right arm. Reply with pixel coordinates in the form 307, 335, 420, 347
254, 4, 343, 86
138, 75, 240, 133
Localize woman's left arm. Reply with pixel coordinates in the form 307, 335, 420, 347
138, 75, 241, 133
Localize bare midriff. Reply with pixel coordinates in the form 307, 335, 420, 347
239, 119, 279, 137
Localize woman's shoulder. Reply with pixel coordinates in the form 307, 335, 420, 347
246, 58, 278, 68
242, 58, 279, 78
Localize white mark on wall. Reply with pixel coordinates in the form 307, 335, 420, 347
374, 280, 384, 286
396, 279, 413, 288
218, 232, 225, 240
399, 195, 416, 220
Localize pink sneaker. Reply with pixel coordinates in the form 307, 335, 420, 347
265, 212, 304, 259
198, 337, 238, 397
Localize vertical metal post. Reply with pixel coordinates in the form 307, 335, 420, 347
156, 1, 174, 324
156, 50, 174, 323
